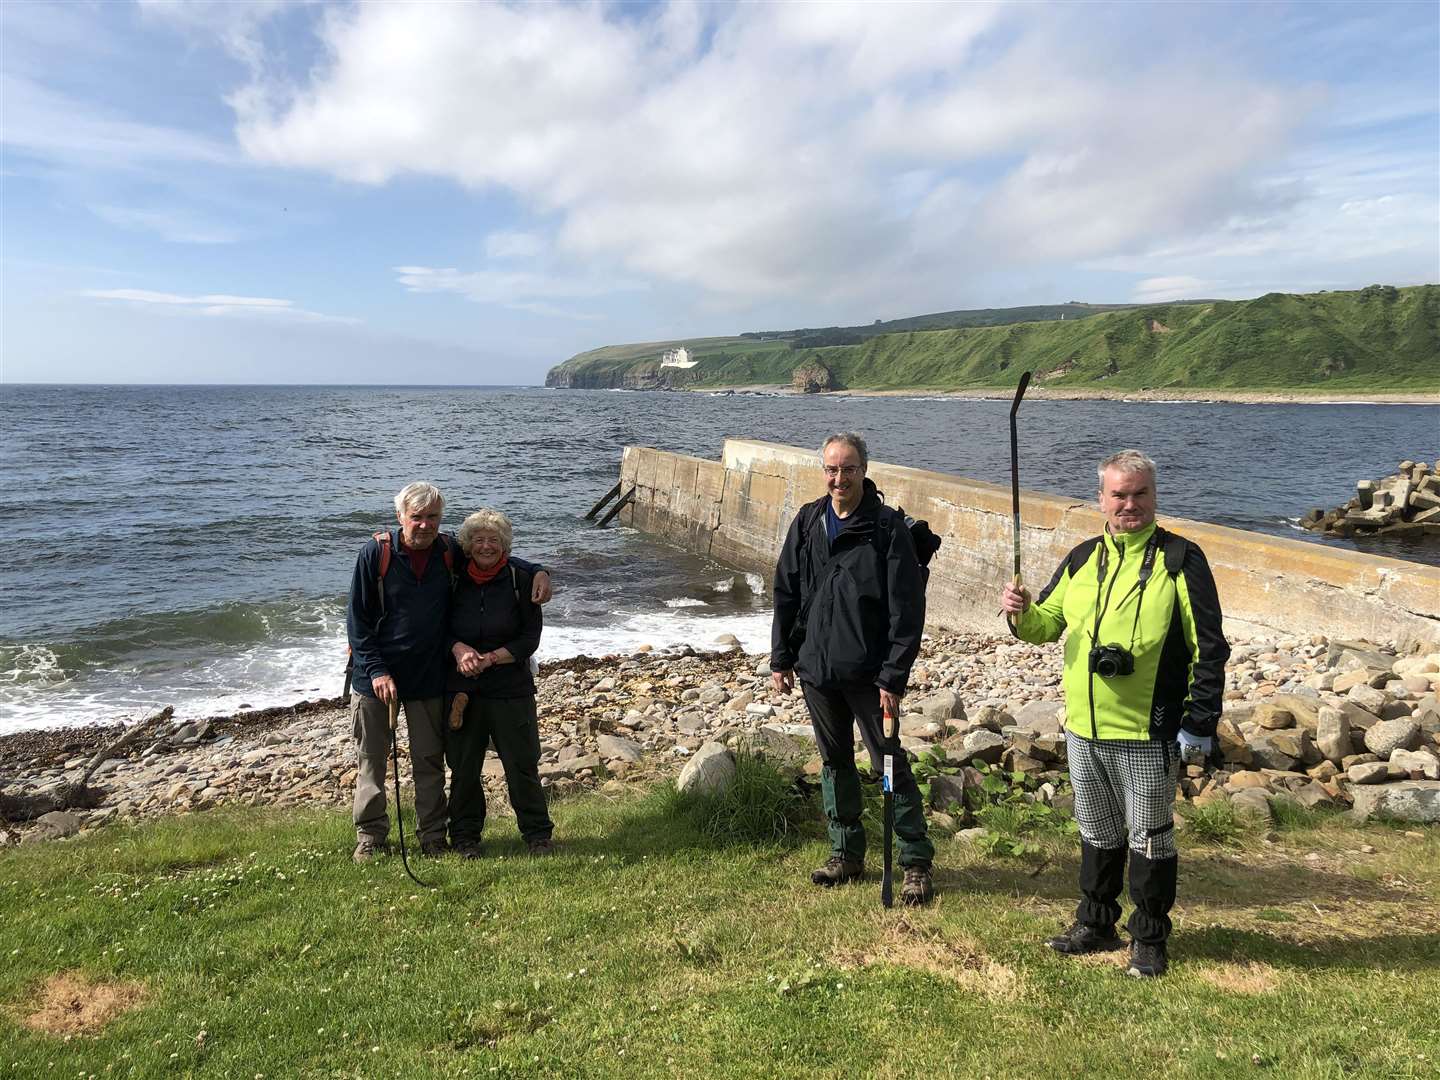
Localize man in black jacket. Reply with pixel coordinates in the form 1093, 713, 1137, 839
346, 482, 550, 863
771, 433, 934, 904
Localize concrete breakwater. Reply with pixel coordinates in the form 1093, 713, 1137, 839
616, 439, 1440, 647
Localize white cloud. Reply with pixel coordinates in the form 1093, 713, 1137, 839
83, 288, 357, 323
485, 231, 545, 260
1132, 276, 1214, 303
1, 75, 237, 170
220, 2, 1370, 313
88, 205, 240, 244
394, 265, 643, 319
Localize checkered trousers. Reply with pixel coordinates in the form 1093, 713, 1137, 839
1065, 730, 1180, 859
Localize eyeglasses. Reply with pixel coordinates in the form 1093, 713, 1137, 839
822, 465, 862, 477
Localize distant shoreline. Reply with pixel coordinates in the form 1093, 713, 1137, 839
693, 384, 1440, 405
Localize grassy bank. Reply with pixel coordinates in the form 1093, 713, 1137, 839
3, 779, 1438, 1078
547, 284, 1440, 393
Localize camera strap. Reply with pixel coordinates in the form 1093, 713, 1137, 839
1091, 530, 1161, 647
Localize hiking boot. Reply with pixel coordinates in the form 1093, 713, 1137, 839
1046, 921, 1123, 955
419, 838, 449, 857
352, 837, 389, 864
901, 865, 934, 906
810, 855, 864, 886
527, 837, 556, 857
448, 692, 469, 731
1127, 939, 1168, 978
453, 841, 484, 860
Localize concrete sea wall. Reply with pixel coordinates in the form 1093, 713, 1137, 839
618, 439, 1440, 648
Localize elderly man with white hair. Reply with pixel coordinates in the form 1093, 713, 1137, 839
346, 481, 551, 863
1000, 450, 1229, 978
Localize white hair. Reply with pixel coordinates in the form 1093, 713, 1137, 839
458, 508, 513, 555
1098, 450, 1156, 488
394, 482, 444, 516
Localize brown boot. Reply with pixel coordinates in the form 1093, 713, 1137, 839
810, 854, 864, 886
448, 692, 469, 731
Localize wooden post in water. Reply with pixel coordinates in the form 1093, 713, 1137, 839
596, 486, 636, 528
585, 481, 623, 520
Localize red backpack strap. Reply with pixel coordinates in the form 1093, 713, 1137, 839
373, 531, 392, 581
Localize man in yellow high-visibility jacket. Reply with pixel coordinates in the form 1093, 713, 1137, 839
1001, 449, 1229, 978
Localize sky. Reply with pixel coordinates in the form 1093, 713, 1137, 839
2, 0, 1436, 385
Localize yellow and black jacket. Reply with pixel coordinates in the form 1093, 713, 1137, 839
1010, 522, 1229, 742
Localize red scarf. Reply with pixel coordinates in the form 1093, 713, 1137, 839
466, 555, 509, 586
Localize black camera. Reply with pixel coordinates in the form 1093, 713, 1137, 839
1089, 643, 1135, 678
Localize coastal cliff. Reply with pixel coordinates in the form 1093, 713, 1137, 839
545, 284, 1440, 393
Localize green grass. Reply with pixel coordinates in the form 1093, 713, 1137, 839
547, 284, 1440, 393
3, 780, 1439, 1079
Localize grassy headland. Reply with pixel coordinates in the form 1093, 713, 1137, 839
545, 284, 1440, 395
3, 785, 1438, 1078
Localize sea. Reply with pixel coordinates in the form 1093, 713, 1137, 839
1, 384, 1436, 734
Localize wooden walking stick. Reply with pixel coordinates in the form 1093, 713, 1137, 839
881, 699, 897, 909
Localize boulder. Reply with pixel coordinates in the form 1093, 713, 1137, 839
910, 690, 966, 721
1269, 695, 1322, 733
596, 734, 644, 763
1346, 762, 1390, 785
1247, 735, 1297, 772
1012, 701, 1064, 734
1267, 729, 1321, 766
1347, 683, 1388, 716
1315, 706, 1352, 764
676, 742, 736, 796
1350, 781, 1440, 824
927, 773, 967, 812
1253, 704, 1295, 730
752, 725, 815, 765
1389, 748, 1440, 780
24, 810, 82, 843
1216, 719, 1253, 766
1290, 782, 1340, 810
970, 705, 1012, 733
961, 729, 1006, 765
1364, 719, 1420, 757
1229, 788, 1273, 823
1225, 771, 1271, 792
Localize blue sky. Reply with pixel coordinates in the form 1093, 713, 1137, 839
2, 0, 1436, 385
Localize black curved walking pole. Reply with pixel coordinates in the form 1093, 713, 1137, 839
880, 699, 897, 909
388, 697, 433, 889
1009, 371, 1033, 590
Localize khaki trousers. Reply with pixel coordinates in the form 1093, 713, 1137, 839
351, 693, 447, 845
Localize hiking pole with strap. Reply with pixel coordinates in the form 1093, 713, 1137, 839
387, 697, 432, 889
880, 699, 897, 909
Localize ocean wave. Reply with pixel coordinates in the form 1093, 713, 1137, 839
664, 597, 708, 608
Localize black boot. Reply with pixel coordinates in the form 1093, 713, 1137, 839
1126, 850, 1178, 969
1049, 842, 1126, 954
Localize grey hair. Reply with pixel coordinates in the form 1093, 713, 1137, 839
1098, 450, 1157, 487
820, 432, 869, 469
458, 509, 513, 555
394, 481, 445, 516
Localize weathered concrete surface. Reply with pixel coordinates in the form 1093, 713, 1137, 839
619, 439, 1440, 646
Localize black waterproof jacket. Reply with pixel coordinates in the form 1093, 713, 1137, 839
770, 480, 925, 695
446, 562, 542, 699
346, 530, 543, 700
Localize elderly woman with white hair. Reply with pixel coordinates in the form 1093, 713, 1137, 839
445, 507, 552, 857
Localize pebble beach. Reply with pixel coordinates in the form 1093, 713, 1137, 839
6, 626, 1438, 846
